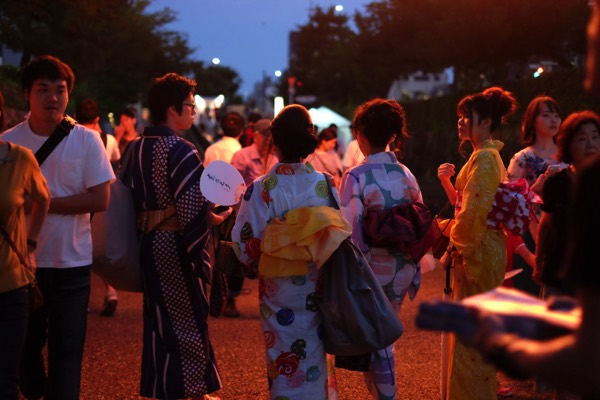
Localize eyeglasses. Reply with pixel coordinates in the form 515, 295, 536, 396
182, 103, 197, 113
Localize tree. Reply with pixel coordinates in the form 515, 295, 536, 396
190, 61, 242, 102
288, 6, 361, 110
288, 0, 589, 110
0, 1, 197, 110
355, 0, 588, 89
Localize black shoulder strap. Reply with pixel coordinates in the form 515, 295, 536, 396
0, 222, 29, 270
323, 172, 340, 210
34, 115, 76, 166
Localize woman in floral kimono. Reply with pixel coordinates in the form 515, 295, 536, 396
437, 87, 517, 400
506, 96, 567, 295
232, 105, 345, 399
339, 98, 423, 400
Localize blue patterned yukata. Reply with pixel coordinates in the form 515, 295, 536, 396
339, 151, 422, 400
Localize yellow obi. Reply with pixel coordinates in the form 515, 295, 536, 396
259, 206, 351, 277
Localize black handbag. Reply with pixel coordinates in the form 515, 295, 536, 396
317, 237, 404, 357
212, 211, 247, 278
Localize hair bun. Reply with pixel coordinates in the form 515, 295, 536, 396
483, 86, 517, 121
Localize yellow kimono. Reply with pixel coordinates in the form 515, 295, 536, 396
446, 139, 507, 400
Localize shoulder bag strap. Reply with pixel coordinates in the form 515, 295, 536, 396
34, 116, 76, 166
323, 173, 340, 210
0, 222, 30, 271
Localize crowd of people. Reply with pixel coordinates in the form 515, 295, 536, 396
1, 6, 600, 399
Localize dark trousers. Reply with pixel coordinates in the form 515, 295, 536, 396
19, 266, 91, 400
227, 275, 244, 298
0, 285, 29, 400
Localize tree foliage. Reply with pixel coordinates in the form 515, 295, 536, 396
0, 0, 242, 111
190, 61, 242, 101
288, 0, 589, 110
287, 6, 360, 110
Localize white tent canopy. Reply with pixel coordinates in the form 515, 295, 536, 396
308, 106, 352, 156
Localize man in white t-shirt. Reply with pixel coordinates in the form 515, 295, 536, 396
1, 55, 115, 400
203, 111, 245, 317
75, 97, 121, 316
203, 111, 244, 165
342, 138, 365, 170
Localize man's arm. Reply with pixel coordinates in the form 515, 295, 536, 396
477, 287, 600, 397
48, 181, 110, 214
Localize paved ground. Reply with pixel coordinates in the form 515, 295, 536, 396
80, 265, 576, 399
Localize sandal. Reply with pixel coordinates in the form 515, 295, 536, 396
100, 294, 118, 317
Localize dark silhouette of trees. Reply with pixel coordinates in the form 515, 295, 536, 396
0, 0, 242, 110
288, 0, 589, 110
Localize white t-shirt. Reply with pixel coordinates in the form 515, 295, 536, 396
342, 139, 365, 169
203, 136, 241, 165
105, 133, 120, 162
1, 121, 116, 268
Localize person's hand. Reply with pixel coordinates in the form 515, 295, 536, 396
531, 165, 562, 194
437, 163, 456, 182
210, 206, 233, 225
546, 296, 579, 311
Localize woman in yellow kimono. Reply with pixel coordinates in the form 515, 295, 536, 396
437, 87, 517, 400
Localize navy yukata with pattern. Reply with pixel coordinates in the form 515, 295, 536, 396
128, 126, 222, 399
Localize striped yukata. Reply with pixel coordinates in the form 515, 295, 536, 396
129, 126, 222, 399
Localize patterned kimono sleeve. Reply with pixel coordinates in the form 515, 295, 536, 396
451, 151, 500, 261
232, 180, 270, 267
339, 171, 370, 259
507, 152, 525, 180
403, 165, 425, 203
169, 142, 212, 281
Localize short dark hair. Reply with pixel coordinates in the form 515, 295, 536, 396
352, 98, 408, 156
118, 108, 136, 121
248, 112, 262, 125
556, 110, 600, 163
220, 112, 244, 137
75, 98, 100, 124
21, 55, 75, 94
318, 127, 337, 143
270, 104, 318, 160
148, 73, 196, 126
521, 96, 561, 146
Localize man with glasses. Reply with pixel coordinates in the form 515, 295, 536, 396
126, 72, 222, 399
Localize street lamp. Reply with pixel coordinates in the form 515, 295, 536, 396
274, 70, 282, 77
212, 58, 220, 65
